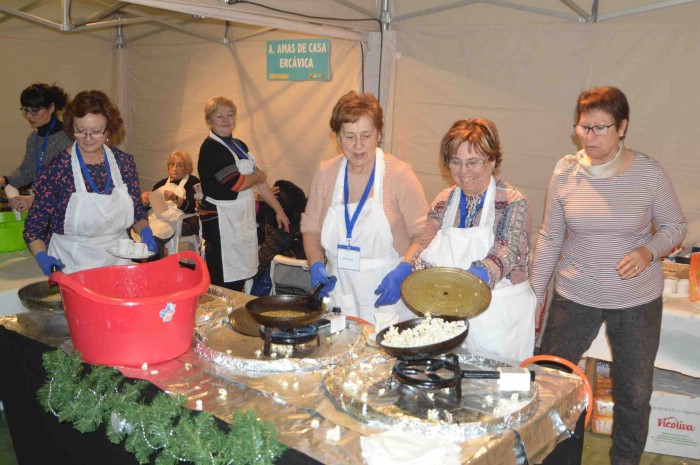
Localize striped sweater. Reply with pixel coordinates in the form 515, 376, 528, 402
531, 151, 686, 309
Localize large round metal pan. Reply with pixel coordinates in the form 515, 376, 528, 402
245, 294, 323, 329
401, 267, 491, 321
376, 317, 469, 360
17, 280, 64, 312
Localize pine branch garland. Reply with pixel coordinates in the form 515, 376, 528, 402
37, 350, 286, 464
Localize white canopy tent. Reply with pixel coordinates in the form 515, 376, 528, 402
1, 0, 698, 245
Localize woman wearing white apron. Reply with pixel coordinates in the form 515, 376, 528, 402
141, 150, 200, 243
302, 91, 428, 324
24, 90, 155, 275
197, 96, 288, 291
415, 119, 536, 361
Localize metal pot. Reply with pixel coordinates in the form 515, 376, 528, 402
17, 280, 64, 312
376, 317, 469, 360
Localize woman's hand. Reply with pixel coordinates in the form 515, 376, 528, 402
616, 246, 653, 280
375, 262, 412, 306
276, 210, 290, 233
254, 169, 267, 185
162, 189, 176, 202
141, 191, 151, 205
8, 195, 34, 212
35, 251, 64, 275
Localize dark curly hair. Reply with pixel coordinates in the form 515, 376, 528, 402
63, 90, 124, 139
20, 83, 69, 112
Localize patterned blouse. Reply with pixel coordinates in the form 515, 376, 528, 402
413, 179, 532, 288
24, 146, 148, 244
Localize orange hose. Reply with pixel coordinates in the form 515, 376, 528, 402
519, 355, 593, 429
346, 316, 372, 325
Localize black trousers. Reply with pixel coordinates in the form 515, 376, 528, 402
201, 215, 246, 292
541, 293, 662, 465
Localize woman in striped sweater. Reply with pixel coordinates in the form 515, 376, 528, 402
531, 87, 686, 465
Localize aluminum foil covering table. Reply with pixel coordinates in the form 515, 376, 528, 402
0, 285, 587, 464
195, 318, 366, 372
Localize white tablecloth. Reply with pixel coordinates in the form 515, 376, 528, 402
583, 295, 700, 377
0, 250, 44, 317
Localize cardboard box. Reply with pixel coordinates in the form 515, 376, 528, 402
591, 413, 613, 435
645, 369, 700, 459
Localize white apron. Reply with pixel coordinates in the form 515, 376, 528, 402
148, 175, 188, 239
48, 143, 133, 274
419, 177, 535, 361
321, 148, 415, 323
207, 132, 258, 282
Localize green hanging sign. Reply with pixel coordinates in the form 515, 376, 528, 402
267, 38, 331, 81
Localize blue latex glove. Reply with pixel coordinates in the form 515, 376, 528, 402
139, 226, 158, 253
466, 265, 488, 283
374, 261, 412, 307
35, 251, 64, 276
310, 261, 337, 297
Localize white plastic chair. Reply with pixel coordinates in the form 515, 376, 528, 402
163, 213, 199, 256
269, 255, 310, 295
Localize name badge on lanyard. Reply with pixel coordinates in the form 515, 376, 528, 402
337, 244, 361, 271
337, 161, 375, 271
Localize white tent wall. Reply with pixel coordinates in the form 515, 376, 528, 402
387, 2, 700, 246
126, 30, 362, 192
0, 20, 363, 197
0, 24, 116, 178
1, 0, 698, 249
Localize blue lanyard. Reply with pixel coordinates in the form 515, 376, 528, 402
344, 161, 376, 242
75, 145, 111, 195
459, 188, 486, 228
221, 137, 249, 160
34, 117, 57, 175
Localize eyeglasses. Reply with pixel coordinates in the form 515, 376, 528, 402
447, 158, 488, 170
73, 128, 107, 139
574, 123, 615, 136
168, 162, 185, 168
20, 107, 43, 117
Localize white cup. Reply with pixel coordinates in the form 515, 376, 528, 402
118, 238, 133, 255
132, 242, 147, 256
663, 277, 678, 294
677, 278, 690, 295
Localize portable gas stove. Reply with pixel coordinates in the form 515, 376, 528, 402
323, 353, 538, 438
195, 311, 365, 372
392, 353, 502, 400
260, 324, 321, 356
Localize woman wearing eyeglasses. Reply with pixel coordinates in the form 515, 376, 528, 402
141, 150, 200, 248
198, 96, 289, 291
23, 90, 155, 275
0, 83, 72, 212
413, 118, 536, 361
531, 87, 686, 465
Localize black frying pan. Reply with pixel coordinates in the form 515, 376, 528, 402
376, 317, 469, 360
17, 280, 64, 312
245, 283, 324, 328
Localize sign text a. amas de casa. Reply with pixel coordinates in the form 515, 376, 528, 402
266, 38, 331, 82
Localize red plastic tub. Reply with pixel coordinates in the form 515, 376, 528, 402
50, 251, 210, 367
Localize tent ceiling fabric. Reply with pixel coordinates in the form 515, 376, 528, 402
1, 0, 697, 46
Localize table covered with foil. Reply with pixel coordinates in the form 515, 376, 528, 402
0, 285, 587, 464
